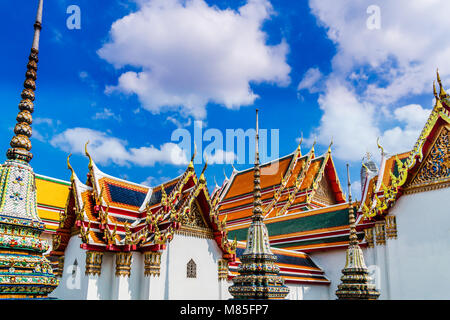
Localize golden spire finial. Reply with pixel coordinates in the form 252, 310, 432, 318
6, 0, 45, 163
67, 153, 76, 182
327, 138, 333, 153
295, 133, 303, 157
188, 142, 197, 171
310, 137, 317, 155
433, 80, 438, 100
84, 141, 94, 169
437, 69, 447, 98
199, 156, 208, 184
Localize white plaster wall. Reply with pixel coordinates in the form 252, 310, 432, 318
309, 248, 347, 300
220, 280, 232, 300
96, 253, 113, 300
166, 235, 223, 300
381, 187, 450, 299
142, 249, 169, 299
111, 251, 143, 300
49, 236, 89, 300
286, 283, 329, 300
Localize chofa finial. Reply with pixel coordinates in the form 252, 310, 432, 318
437, 69, 447, 98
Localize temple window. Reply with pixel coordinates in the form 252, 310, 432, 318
187, 259, 197, 278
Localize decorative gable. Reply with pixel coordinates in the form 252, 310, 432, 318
406, 126, 450, 193
313, 175, 337, 206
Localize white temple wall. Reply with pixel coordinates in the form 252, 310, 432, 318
165, 234, 224, 300
50, 236, 89, 300
379, 187, 450, 299
285, 283, 330, 300
97, 253, 113, 300
110, 251, 143, 300
145, 249, 169, 299
309, 248, 347, 300
221, 280, 232, 300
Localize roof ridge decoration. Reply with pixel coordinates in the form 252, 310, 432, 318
0, 0, 59, 299
262, 137, 304, 217
335, 164, 379, 300
269, 143, 315, 218
305, 143, 334, 205
228, 109, 289, 300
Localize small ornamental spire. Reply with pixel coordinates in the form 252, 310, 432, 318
7, 0, 44, 163
335, 164, 379, 300
228, 109, 289, 300
346, 165, 358, 246
252, 109, 263, 222
437, 69, 448, 99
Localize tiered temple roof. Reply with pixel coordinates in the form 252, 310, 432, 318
49, 145, 238, 273
214, 142, 356, 253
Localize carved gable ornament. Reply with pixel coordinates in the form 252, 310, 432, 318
406, 126, 450, 193
177, 200, 214, 239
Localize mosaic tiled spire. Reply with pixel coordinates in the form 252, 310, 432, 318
0, 0, 58, 299
228, 109, 289, 300
7, 0, 43, 163
335, 164, 379, 300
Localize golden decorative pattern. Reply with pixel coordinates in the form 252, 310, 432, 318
144, 252, 161, 277
181, 201, 208, 229
364, 228, 374, 248
407, 127, 450, 192
313, 173, 336, 206
385, 216, 397, 240
218, 259, 228, 280
115, 252, 132, 277
374, 221, 386, 246
85, 251, 103, 276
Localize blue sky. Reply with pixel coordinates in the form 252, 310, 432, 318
0, 0, 444, 199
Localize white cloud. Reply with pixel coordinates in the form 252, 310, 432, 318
32, 129, 46, 142
297, 67, 323, 93
206, 149, 237, 165
98, 0, 291, 119
92, 108, 122, 121
166, 116, 192, 128
140, 175, 172, 187
50, 127, 188, 167
308, 81, 380, 161
392, 104, 430, 130
305, 0, 444, 161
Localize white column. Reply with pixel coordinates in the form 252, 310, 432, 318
140, 251, 164, 300
112, 252, 133, 300
84, 251, 104, 300
86, 275, 101, 300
